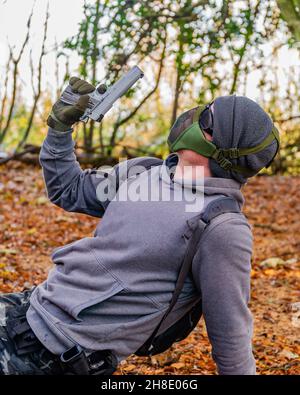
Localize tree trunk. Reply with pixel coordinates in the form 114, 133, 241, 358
86, 0, 101, 153
171, 67, 182, 127
170, 28, 184, 128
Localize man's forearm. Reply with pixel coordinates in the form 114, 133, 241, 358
39, 127, 105, 217
40, 128, 82, 204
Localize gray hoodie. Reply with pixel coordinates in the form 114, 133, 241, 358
27, 128, 255, 375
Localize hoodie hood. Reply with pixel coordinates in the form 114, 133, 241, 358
162, 153, 245, 208
203, 177, 244, 208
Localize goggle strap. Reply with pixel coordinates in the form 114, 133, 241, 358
237, 126, 279, 157
193, 106, 206, 123
266, 126, 280, 167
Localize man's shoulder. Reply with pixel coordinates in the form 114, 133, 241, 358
191, 209, 253, 269
112, 156, 163, 189
202, 209, 253, 245
116, 156, 163, 179
122, 156, 163, 170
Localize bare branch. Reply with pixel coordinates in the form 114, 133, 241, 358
118, 36, 166, 129
0, 145, 40, 165
17, 2, 49, 150
54, 38, 61, 100
0, 50, 12, 133
230, 0, 260, 94
29, 50, 36, 96
108, 33, 167, 152
275, 115, 300, 123
0, 7, 34, 144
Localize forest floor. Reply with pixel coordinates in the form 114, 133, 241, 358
0, 162, 299, 375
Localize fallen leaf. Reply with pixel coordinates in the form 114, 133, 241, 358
171, 362, 185, 369
263, 269, 278, 276
260, 257, 285, 268
279, 350, 299, 360
263, 312, 276, 324
36, 196, 48, 205
122, 364, 136, 372
0, 248, 18, 255
27, 228, 37, 235
150, 350, 174, 367
290, 302, 300, 312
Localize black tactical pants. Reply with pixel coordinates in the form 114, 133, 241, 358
0, 289, 118, 375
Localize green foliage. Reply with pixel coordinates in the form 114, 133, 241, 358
60, 1, 284, 156
277, 0, 300, 42
271, 123, 300, 175
1, 0, 299, 175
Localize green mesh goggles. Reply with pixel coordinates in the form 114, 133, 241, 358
168, 106, 280, 176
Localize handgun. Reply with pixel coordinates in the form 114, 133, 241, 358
60, 66, 144, 123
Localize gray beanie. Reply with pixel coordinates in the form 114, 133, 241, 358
211, 95, 278, 184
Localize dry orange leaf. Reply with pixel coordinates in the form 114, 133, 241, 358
171, 362, 185, 369
122, 364, 136, 372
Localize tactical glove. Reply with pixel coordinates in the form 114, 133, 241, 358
47, 77, 98, 132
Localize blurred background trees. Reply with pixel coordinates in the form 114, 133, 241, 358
277, 0, 300, 41
0, 0, 299, 173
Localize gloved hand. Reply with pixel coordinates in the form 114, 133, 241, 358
47, 77, 98, 132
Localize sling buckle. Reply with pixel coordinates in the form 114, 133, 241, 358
60, 345, 90, 375
60, 346, 118, 375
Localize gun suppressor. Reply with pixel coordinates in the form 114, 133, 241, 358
60, 66, 144, 123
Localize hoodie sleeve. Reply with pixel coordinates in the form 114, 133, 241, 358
40, 129, 161, 218
39, 128, 119, 218
192, 213, 256, 375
